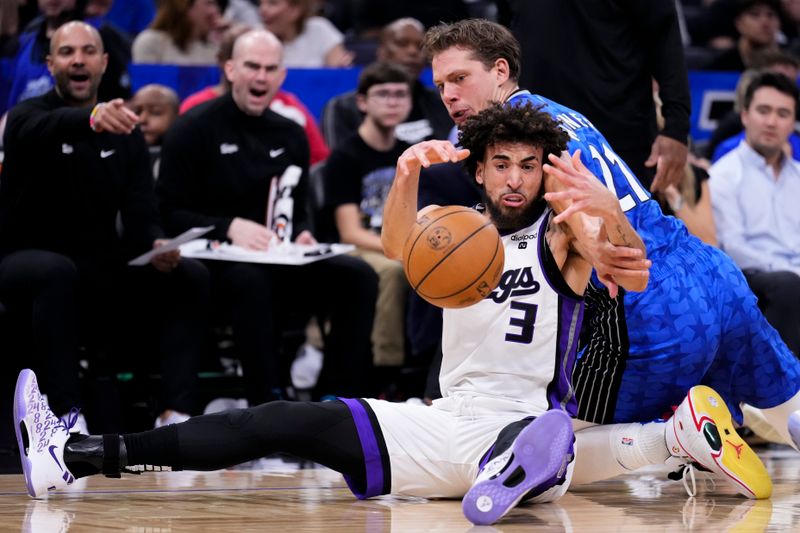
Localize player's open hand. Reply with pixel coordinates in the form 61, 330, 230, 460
92, 98, 138, 135
396, 140, 469, 177
543, 150, 620, 224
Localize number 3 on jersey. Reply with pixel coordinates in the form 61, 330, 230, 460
506, 301, 538, 344
587, 144, 649, 212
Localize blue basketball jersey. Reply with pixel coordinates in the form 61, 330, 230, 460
508, 90, 800, 424
509, 91, 687, 277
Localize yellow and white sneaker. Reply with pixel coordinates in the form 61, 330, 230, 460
666, 385, 771, 499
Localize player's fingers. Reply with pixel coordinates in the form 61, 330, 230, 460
606, 266, 650, 278
544, 158, 580, 185
440, 142, 457, 162
605, 246, 644, 259
433, 143, 451, 162
412, 146, 431, 167
543, 190, 572, 203
551, 203, 580, 224
542, 162, 571, 184
572, 153, 593, 179
598, 274, 619, 299
455, 148, 470, 161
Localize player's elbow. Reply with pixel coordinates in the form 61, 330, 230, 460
381, 232, 402, 260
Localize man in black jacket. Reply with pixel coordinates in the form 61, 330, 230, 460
157, 29, 378, 403
3, 0, 131, 116
0, 21, 210, 433
497, 0, 691, 194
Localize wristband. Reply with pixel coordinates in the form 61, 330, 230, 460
89, 103, 104, 132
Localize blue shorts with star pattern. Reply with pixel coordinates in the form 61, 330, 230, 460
613, 237, 800, 424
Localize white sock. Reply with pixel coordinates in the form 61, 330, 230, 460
572, 422, 670, 485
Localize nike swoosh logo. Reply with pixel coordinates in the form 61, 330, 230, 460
48, 444, 64, 471
100, 149, 115, 159
269, 148, 285, 158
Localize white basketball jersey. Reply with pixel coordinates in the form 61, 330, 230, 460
439, 208, 584, 416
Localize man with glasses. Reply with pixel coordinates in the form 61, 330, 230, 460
324, 61, 413, 368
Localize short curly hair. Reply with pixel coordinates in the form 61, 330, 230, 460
458, 102, 570, 177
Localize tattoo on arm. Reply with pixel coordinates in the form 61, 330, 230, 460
614, 223, 632, 247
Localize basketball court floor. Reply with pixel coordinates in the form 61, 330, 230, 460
0, 445, 798, 531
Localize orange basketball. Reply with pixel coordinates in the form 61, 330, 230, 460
402, 205, 505, 309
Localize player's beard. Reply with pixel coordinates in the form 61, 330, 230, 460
482, 190, 546, 233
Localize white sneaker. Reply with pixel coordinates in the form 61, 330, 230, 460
667, 385, 772, 499
203, 397, 248, 415
14, 369, 76, 498
59, 411, 88, 435
154, 410, 191, 428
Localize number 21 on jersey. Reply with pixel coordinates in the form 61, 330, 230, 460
586, 143, 649, 212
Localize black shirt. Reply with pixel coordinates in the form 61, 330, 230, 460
498, 0, 690, 152
157, 93, 311, 242
0, 90, 161, 260
324, 133, 410, 240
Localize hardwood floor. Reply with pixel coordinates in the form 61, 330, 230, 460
0, 446, 798, 531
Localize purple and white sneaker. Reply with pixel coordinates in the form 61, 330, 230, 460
462, 409, 574, 526
14, 369, 76, 498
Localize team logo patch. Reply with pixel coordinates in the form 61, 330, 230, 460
518, 242, 528, 249
621, 437, 634, 446
427, 226, 452, 250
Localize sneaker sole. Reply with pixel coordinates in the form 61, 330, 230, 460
462, 410, 573, 525
680, 385, 771, 499
14, 369, 37, 497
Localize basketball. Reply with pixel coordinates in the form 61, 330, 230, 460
402, 205, 505, 309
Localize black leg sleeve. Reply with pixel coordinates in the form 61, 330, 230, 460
123, 400, 366, 485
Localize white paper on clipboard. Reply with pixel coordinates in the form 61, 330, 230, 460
128, 226, 215, 266
179, 240, 354, 266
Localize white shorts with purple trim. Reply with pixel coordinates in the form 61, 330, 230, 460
341, 394, 544, 499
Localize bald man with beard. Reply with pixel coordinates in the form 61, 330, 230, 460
156, 30, 378, 405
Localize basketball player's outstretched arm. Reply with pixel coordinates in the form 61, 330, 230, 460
543, 151, 651, 294
381, 140, 469, 259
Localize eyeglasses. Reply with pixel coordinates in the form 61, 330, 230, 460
367, 89, 411, 102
